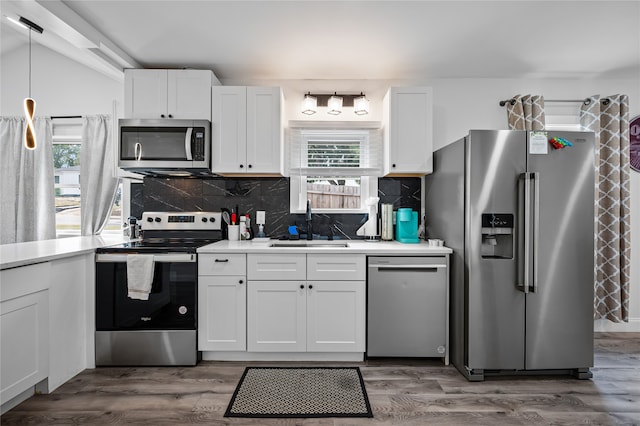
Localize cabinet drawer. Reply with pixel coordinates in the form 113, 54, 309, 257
199, 254, 246, 276
247, 254, 306, 280
1, 262, 51, 302
307, 254, 365, 281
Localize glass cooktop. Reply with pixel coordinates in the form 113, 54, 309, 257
96, 238, 219, 253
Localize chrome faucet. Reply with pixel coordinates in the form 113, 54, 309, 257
306, 199, 313, 240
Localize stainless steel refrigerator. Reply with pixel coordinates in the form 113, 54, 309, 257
424, 130, 595, 381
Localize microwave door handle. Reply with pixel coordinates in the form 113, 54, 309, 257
185, 127, 193, 160
134, 142, 142, 161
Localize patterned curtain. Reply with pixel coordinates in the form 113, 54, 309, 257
506, 94, 546, 130
580, 94, 631, 322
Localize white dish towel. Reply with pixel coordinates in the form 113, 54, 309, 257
127, 254, 155, 300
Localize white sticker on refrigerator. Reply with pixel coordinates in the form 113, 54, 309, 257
529, 131, 548, 154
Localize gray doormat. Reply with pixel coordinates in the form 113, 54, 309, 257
224, 367, 373, 418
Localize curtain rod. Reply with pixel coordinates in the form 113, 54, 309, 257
51, 115, 82, 119
498, 98, 610, 107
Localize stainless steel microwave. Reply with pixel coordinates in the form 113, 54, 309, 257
118, 119, 211, 175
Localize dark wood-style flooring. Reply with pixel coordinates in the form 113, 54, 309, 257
2, 332, 639, 425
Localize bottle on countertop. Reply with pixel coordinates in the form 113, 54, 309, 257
239, 216, 247, 240
245, 214, 254, 240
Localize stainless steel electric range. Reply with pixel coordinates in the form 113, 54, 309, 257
95, 211, 221, 366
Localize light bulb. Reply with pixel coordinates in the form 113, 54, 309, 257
327, 95, 343, 115
301, 94, 317, 115
353, 94, 369, 115
23, 97, 36, 150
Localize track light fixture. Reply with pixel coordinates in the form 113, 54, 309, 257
301, 92, 369, 116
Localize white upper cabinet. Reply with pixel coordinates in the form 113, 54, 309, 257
124, 69, 220, 120
382, 87, 433, 175
211, 86, 284, 175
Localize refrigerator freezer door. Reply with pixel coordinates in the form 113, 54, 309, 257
466, 130, 527, 371
525, 131, 595, 370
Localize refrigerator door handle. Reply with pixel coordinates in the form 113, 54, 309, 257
531, 172, 539, 293
518, 172, 539, 293
523, 173, 531, 294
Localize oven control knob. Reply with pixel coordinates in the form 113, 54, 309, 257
154, 217, 162, 222
178, 306, 188, 315
146, 217, 154, 222
209, 217, 216, 223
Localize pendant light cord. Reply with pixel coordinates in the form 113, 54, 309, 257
28, 28, 32, 97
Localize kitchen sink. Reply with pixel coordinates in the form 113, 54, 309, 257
269, 241, 349, 248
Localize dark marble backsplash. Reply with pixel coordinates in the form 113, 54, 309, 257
131, 177, 421, 239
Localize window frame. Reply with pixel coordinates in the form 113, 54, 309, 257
289, 128, 378, 214
52, 118, 124, 237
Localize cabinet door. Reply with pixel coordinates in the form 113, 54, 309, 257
383, 87, 433, 175
48, 255, 92, 392
198, 276, 246, 351
168, 70, 212, 119
246, 87, 283, 174
306, 281, 365, 352
124, 69, 168, 118
247, 281, 306, 352
211, 86, 247, 173
1, 290, 49, 404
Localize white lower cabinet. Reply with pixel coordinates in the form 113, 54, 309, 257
198, 276, 246, 351
305, 281, 365, 352
247, 253, 365, 353
198, 254, 247, 351
247, 281, 306, 352
48, 254, 94, 392
0, 262, 50, 408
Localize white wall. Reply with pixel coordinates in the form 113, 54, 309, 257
1, 43, 122, 117
2, 46, 638, 330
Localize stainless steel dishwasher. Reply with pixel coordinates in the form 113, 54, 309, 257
367, 256, 448, 363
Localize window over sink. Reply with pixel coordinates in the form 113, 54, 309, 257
288, 126, 381, 214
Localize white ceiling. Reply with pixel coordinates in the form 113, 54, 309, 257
2, 0, 640, 82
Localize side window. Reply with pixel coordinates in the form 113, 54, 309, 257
52, 118, 122, 237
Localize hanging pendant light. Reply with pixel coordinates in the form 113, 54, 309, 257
18, 17, 43, 150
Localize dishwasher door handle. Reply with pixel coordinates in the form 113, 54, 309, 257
368, 264, 447, 270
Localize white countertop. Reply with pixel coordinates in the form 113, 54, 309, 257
0, 235, 129, 270
198, 239, 452, 255
0, 236, 451, 270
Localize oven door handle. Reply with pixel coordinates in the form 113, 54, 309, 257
95, 253, 196, 263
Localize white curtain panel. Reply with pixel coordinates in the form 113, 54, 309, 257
80, 115, 120, 235
0, 117, 56, 244
506, 94, 546, 130
580, 94, 631, 322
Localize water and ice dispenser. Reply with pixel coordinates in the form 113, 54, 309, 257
481, 213, 514, 258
